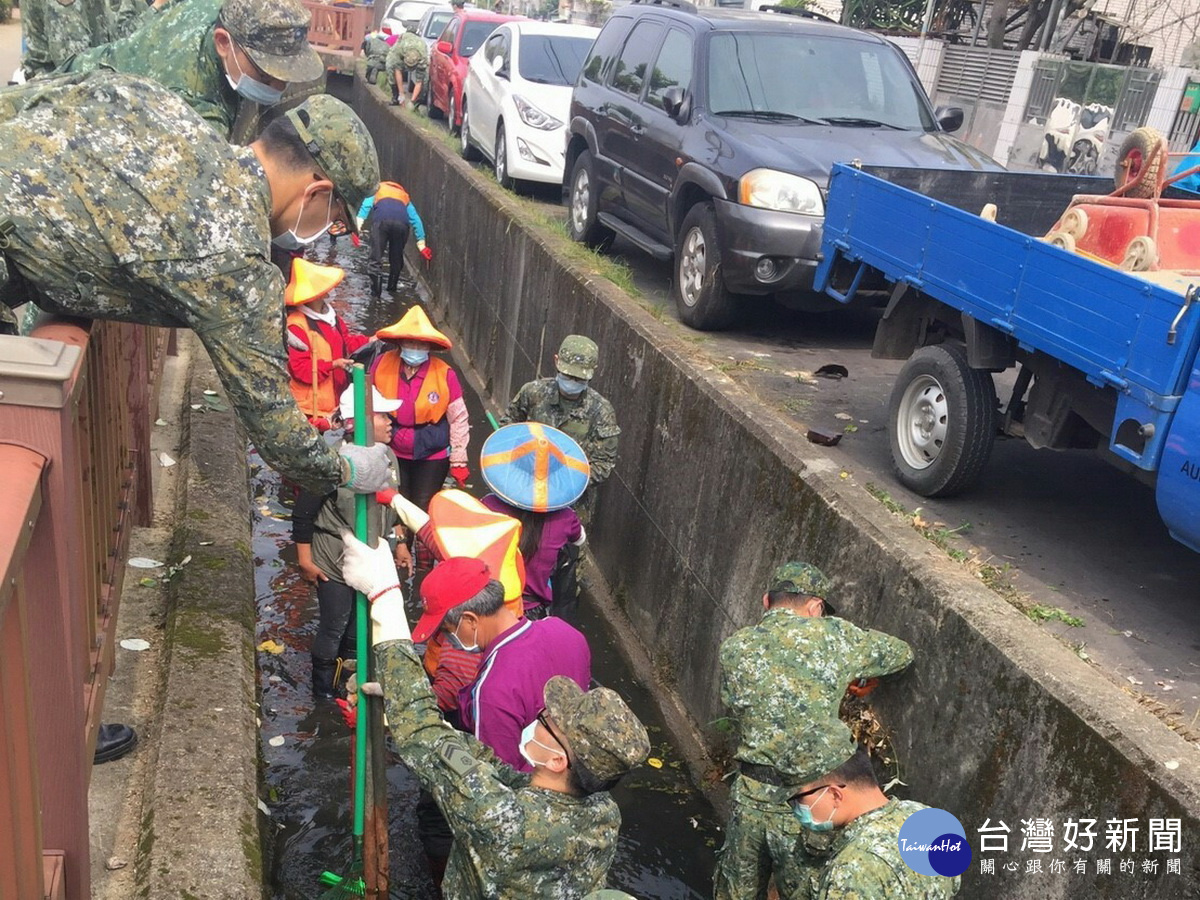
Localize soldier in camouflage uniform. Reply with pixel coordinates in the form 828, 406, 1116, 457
362, 28, 396, 93
504, 335, 620, 487
789, 747, 960, 898
339, 531, 651, 898
714, 563, 914, 900
0, 72, 392, 496
62, 0, 324, 137
386, 26, 429, 107
21, 0, 159, 79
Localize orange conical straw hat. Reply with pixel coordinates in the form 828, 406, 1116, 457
284, 259, 345, 307
375, 305, 452, 349
427, 489, 525, 607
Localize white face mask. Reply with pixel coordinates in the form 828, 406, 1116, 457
518, 720, 564, 769
446, 617, 478, 653
225, 44, 285, 106
273, 190, 334, 250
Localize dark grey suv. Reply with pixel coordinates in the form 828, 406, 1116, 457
564, 0, 1002, 329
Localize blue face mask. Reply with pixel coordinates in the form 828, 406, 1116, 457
225, 46, 285, 106
792, 788, 835, 832
272, 190, 334, 249
401, 348, 430, 367
556, 373, 588, 397
518, 720, 563, 769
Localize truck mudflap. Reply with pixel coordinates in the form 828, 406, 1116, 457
1157, 366, 1200, 552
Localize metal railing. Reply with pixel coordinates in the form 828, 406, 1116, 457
0, 318, 168, 900
304, 1, 374, 56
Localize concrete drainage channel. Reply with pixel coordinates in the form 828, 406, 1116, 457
352, 73, 1200, 898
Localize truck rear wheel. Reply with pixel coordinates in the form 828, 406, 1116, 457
889, 344, 997, 497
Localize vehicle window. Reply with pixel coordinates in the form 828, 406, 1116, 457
645, 28, 692, 108
461, 20, 500, 57
581, 17, 632, 85
424, 11, 455, 39
705, 33, 934, 130
440, 17, 460, 45
517, 35, 594, 87
609, 20, 664, 98
482, 32, 505, 64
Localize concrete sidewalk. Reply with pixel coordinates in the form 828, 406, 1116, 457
89, 332, 262, 900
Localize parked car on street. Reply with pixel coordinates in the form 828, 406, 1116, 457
417, 4, 457, 52
383, 0, 444, 34
461, 21, 600, 190
429, 8, 523, 133
564, 0, 1002, 329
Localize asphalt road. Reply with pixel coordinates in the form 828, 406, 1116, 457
439, 117, 1200, 739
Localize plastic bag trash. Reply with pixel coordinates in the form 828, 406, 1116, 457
258, 799, 271, 816
120, 638, 151, 651
257, 639, 286, 655
268, 675, 282, 683
154, 418, 168, 426
128, 557, 164, 568
834, 412, 853, 421
268, 735, 285, 747
203, 389, 218, 396
159, 453, 177, 468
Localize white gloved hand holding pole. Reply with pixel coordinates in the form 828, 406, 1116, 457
340, 532, 411, 644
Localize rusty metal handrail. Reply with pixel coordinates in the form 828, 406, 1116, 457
0, 318, 169, 900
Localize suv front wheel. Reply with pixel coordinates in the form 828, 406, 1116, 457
566, 150, 614, 249
673, 203, 738, 330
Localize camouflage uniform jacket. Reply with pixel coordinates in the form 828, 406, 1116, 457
22, 0, 110, 77
503, 378, 620, 484
386, 31, 429, 80
374, 639, 621, 898
62, 0, 238, 137
0, 72, 344, 495
719, 609, 913, 794
815, 799, 960, 899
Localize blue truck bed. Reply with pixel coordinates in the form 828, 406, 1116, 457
814, 164, 1200, 471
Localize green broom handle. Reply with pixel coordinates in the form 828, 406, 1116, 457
352, 365, 369, 841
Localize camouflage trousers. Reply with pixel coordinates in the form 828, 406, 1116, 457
713, 775, 820, 900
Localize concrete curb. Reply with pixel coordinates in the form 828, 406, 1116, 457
354, 75, 1200, 898
141, 333, 262, 899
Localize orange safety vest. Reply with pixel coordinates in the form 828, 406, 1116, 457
286, 310, 337, 419
375, 181, 411, 206
374, 353, 451, 423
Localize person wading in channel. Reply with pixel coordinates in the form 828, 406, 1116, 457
340, 533, 651, 899
714, 563, 914, 900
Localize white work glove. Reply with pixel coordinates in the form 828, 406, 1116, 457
371, 588, 411, 645
339, 443, 395, 493
340, 531, 403, 603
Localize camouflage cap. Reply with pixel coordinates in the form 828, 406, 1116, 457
219, 0, 324, 84
769, 562, 834, 604
544, 676, 649, 782
284, 95, 380, 233
556, 335, 599, 380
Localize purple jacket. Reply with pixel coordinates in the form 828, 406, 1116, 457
481, 494, 582, 609
459, 618, 591, 770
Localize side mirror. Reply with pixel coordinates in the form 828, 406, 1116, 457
491, 54, 505, 74
661, 86, 685, 118
437, 39, 453, 55
935, 105, 964, 133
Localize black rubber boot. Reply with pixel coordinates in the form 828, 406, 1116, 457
369, 273, 382, 297
386, 270, 399, 292
335, 632, 357, 696
94, 723, 138, 764
312, 656, 338, 700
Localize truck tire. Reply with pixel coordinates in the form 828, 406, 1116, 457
888, 344, 997, 497
673, 202, 739, 330
566, 150, 613, 250
1115, 127, 1163, 198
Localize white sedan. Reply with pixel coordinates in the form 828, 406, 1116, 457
460, 21, 599, 189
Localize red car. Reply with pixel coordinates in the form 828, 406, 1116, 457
429, 8, 522, 133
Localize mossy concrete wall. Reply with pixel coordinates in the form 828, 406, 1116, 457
353, 77, 1200, 898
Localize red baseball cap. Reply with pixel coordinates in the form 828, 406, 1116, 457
413, 557, 493, 642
